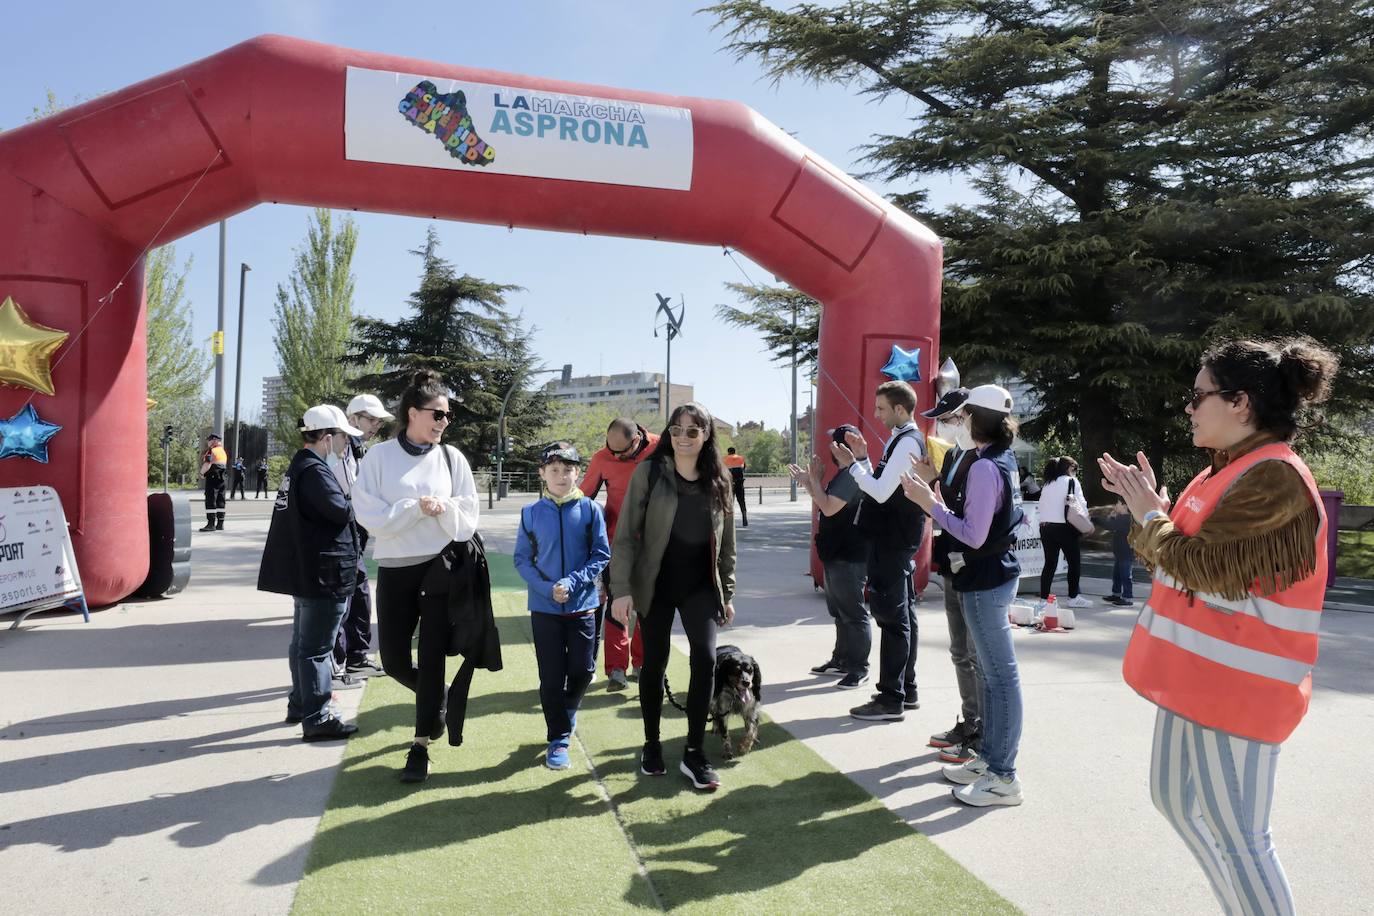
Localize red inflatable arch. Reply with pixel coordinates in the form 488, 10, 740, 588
0, 35, 940, 607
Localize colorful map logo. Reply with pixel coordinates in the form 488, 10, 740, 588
399, 81, 495, 166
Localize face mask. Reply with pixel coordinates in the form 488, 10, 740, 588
954, 426, 976, 451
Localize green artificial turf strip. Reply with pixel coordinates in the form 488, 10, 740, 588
293, 555, 1017, 915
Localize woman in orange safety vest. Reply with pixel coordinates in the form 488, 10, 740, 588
1099, 336, 1338, 916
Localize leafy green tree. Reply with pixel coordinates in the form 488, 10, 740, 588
146, 395, 212, 488
708, 0, 1374, 499
536, 400, 664, 467
715, 281, 819, 373
143, 244, 213, 483
346, 228, 548, 463
271, 209, 358, 448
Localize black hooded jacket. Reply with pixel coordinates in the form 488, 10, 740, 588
257, 448, 360, 599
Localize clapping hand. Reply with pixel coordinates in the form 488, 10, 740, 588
830, 439, 856, 469
900, 471, 936, 510
909, 452, 939, 484
1100, 451, 1170, 523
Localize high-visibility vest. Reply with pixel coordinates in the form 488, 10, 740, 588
1122, 443, 1326, 744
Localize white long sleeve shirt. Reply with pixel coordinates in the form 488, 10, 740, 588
850, 421, 926, 504
1036, 473, 1087, 524
353, 438, 480, 564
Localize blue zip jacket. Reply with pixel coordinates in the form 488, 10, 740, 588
513, 494, 611, 614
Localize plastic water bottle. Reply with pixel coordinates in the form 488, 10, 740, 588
1042, 594, 1060, 631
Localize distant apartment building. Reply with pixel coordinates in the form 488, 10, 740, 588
544, 368, 693, 419
261, 375, 287, 456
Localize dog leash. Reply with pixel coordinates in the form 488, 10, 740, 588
661, 675, 718, 724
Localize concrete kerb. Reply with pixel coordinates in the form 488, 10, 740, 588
1, 499, 1369, 914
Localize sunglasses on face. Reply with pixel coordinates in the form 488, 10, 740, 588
420, 407, 453, 422
1185, 388, 1236, 410
669, 425, 706, 439
606, 436, 637, 456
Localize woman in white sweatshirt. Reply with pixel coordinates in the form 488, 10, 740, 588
1036, 456, 1092, 609
353, 370, 480, 784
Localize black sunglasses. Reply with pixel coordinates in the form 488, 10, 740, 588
669, 425, 706, 439
1185, 388, 1237, 410
419, 407, 454, 422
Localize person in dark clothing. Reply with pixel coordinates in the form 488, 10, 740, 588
610, 402, 738, 792
256, 405, 364, 742
1103, 500, 1136, 606
724, 447, 748, 526
255, 457, 270, 498
230, 458, 247, 499
790, 424, 870, 687
200, 433, 227, 531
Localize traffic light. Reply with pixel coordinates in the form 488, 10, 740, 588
503, 436, 514, 453
161, 424, 175, 446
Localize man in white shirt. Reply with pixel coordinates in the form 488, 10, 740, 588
833, 380, 928, 721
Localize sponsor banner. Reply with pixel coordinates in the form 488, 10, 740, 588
344, 66, 694, 191
1016, 501, 1045, 582
0, 486, 82, 615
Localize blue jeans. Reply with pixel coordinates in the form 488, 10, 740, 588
822, 559, 870, 676
959, 577, 1022, 778
288, 595, 350, 727
1112, 552, 1135, 599
530, 611, 597, 742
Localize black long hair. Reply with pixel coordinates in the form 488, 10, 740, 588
1202, 336, 1338, 441
1043, 455, 1078, 483
652, 402, 732, 515
398, 369, 448, 430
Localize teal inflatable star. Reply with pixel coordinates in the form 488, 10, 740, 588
0, 403, 62, 462
880, 345, 922, 382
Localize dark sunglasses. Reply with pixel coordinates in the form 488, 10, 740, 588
1185, 388, 1236, 410
420, 407, 454, 422
669, 425, 706, 439
605, 435, 638, 456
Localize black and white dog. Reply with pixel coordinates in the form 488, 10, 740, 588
710, 645, 762, 759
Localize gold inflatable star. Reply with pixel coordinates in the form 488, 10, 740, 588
0, 296, 68, 396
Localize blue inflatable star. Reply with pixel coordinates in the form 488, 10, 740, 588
880, 344, 922, 382
0, 403, 62, 463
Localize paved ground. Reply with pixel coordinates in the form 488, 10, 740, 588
2, 493, 1370, 914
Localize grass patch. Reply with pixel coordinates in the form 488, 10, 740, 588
293, 555, 1016, 914
1337, 531, 1374, 580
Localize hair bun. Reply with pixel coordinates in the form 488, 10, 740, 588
410, 368, 444, 388
1277, 337, 1338, 406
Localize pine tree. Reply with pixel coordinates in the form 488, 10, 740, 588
271, 209, 358, 449
715, 281, 820, 372
708, 0, 1374, 498
347, 228, 548, 464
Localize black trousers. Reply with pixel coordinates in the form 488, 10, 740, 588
638, 586, 718, 749
866, 540, 917, 705
230, 473, 246, 499
1039, 522, 1082, 599
333, 572, 373, 667
731, 480, 748, 523
255, 474, 269, 498
377, 560, 449, 737
530, 611, 596, 741
203, 475, 226, 521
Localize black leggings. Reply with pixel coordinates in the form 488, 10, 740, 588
638, 587, 718, 749
376, 560, 449, 738
1039, 522, 1082, 599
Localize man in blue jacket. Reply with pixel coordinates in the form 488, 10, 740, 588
514, 441, 611, 769
257, 404, 364, 741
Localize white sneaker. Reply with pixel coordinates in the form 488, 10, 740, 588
942, 755, 988, 785
1065, 595, 1093, 608
953, 772, 1023, 807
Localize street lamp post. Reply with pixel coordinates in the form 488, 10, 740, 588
789, 299, 798, 501
654, 293, 684, 420
231, 263, 251, 462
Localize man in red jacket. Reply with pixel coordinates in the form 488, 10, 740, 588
580, 417, 660, 690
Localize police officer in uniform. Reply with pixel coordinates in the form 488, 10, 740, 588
200, 433, 228, 531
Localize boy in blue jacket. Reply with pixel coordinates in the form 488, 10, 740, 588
514, 441, 611, 769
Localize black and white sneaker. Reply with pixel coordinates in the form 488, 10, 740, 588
400, 743, 429, 783
903, 688, 921, 711
810, 659, 846, 675
850, 700, 905, 721
835, 672, 870, 689
640, 740, 666, 776
680, 749, 721, 791
346, 657, 386, 677
929, 719, 967, 749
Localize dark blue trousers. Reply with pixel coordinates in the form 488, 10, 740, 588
530, 611, 597, 742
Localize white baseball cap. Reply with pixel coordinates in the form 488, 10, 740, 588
345, 393, 394, 420
300, 404, 363, 436
964, 384, 1014, 414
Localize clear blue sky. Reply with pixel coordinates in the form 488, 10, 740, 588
2, 1, 974, 432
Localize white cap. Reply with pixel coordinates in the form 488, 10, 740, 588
346, 393, 394, 420
965, 384, 1014, 414
300, 404, 364, 437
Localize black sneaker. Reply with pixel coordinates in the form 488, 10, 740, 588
904, 688, 921, 710
929, 719, 967, 749
346, 657, 386, 677
400, 743, 430, 783
640, 740, 666, 776
331, 673, 365, 691
850, 700, 905, 721
835, 672, 870, 689
301, 718, 358, 742
284, 713, 303, 725
810, 659, 846, 675
680, 749, 721, 791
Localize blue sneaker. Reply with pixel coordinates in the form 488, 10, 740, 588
546, 740, 571, 770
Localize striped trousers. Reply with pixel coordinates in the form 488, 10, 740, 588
1150, 708, 1294, 915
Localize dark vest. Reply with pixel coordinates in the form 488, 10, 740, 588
855, 426, 927, 549
932, 445, 978, 574
816, 476, 866, 564
948, 445, 1023, 592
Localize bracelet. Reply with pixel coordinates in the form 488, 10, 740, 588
1142, 509, 1165, 524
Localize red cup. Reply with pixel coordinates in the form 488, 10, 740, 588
1043, 613, 1059, 631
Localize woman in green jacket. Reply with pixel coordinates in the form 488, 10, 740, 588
610, 402, 738, 791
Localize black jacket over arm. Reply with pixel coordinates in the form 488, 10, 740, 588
257, 448, 360, 599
